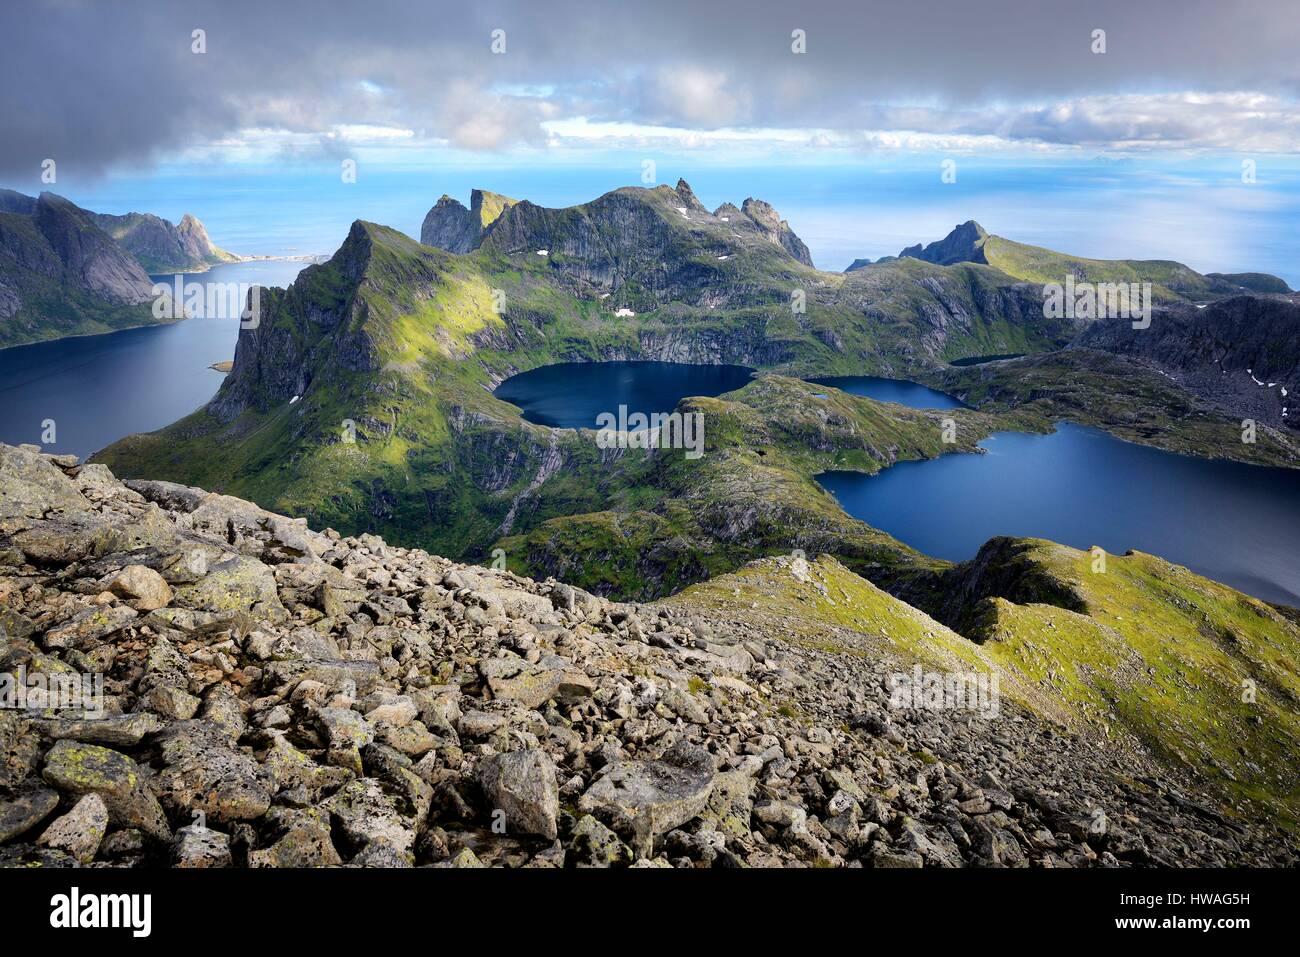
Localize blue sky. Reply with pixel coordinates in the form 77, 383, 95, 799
2, 1, 1297, 283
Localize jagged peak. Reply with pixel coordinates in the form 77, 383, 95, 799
469, 188, 519, 228
674, 178, 707, 212
899, 220, 991, 266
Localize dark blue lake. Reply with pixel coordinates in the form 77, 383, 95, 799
818, 422, 1300, 606
494, 361, 755, 429
808, 376, 964, 409
0, 260, 307, 459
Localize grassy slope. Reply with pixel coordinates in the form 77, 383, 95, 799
497, 374, 996, 598
983, 234, 1232, 302
957, 541, 1300, 826
671, 550, 1300, 829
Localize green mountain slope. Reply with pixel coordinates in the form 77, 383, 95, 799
94, 181, 1085, 557
670, 548, 1300, 830
96, 179, 1299, 607
882, 220, 1291, 303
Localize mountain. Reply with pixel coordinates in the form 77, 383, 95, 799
929, 296, 1300, 465
0, 191, 159, 348
90, 209, 238, 273
422, 180, 815, 267
3, 441, 1297, 866
897, 220, 990, 267
94, 178, 1300, 610
1072, 295, 1300, 430
420, 189, 519, 253
94, 179, 1086, 566
879, 221, 1292, 303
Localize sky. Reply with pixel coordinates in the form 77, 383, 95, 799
1, 0, 1298, 280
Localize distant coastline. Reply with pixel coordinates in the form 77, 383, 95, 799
151, 252, 328, 279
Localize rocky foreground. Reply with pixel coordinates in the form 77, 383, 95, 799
0, 442, 1294, 868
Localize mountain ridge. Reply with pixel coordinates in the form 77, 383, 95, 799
868, 220, 1292, 302
0, 191, 159, 348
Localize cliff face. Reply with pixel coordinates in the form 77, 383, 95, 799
736, 197, 814, 266
91, 209, 237, 273
1071, 296, 1300, 431
898, 221, 990, 267
0, 192, 158, 348
207, 220, 383, 423
419, 189, 519, 253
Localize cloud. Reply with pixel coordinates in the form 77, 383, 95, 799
1, 0, 1298, 178
643, 68, 752, 127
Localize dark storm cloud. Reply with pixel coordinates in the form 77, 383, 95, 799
1, 0, 1297, 176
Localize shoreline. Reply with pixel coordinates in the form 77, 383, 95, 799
1, 254, 325, 353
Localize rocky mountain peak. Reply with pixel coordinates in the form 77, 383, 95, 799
739, 197, 814, 267
674, 179, 707, 212
420, 191, 519, 253
899, 220, 990, 266
469, 189, 519, 229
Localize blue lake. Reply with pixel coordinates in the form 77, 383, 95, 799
0, 259, 308, 459
818, 422, 1300, 606
494, 361, 755, 430
808, 376, 964, 409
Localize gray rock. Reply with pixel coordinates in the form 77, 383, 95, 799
153, 721, 272, 824
248, 808, 341, 867
579, 739, 716, 856
323, 778, 415, 863
479, 656, 594, 709
32, 712, 162, 748
108, 564, 173, 611
569, 814, 632, 867
0, 785, 59, 842
479, 748, 559, 840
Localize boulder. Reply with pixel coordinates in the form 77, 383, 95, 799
153, 721, 272, 824
0, 785, 59, 842
108, 564, 173, 611
579, 739, 717, 856
37, 793, 108, 861
171, 824, 232, 867
41, 741, 169, 840
479, 748, 559, 840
